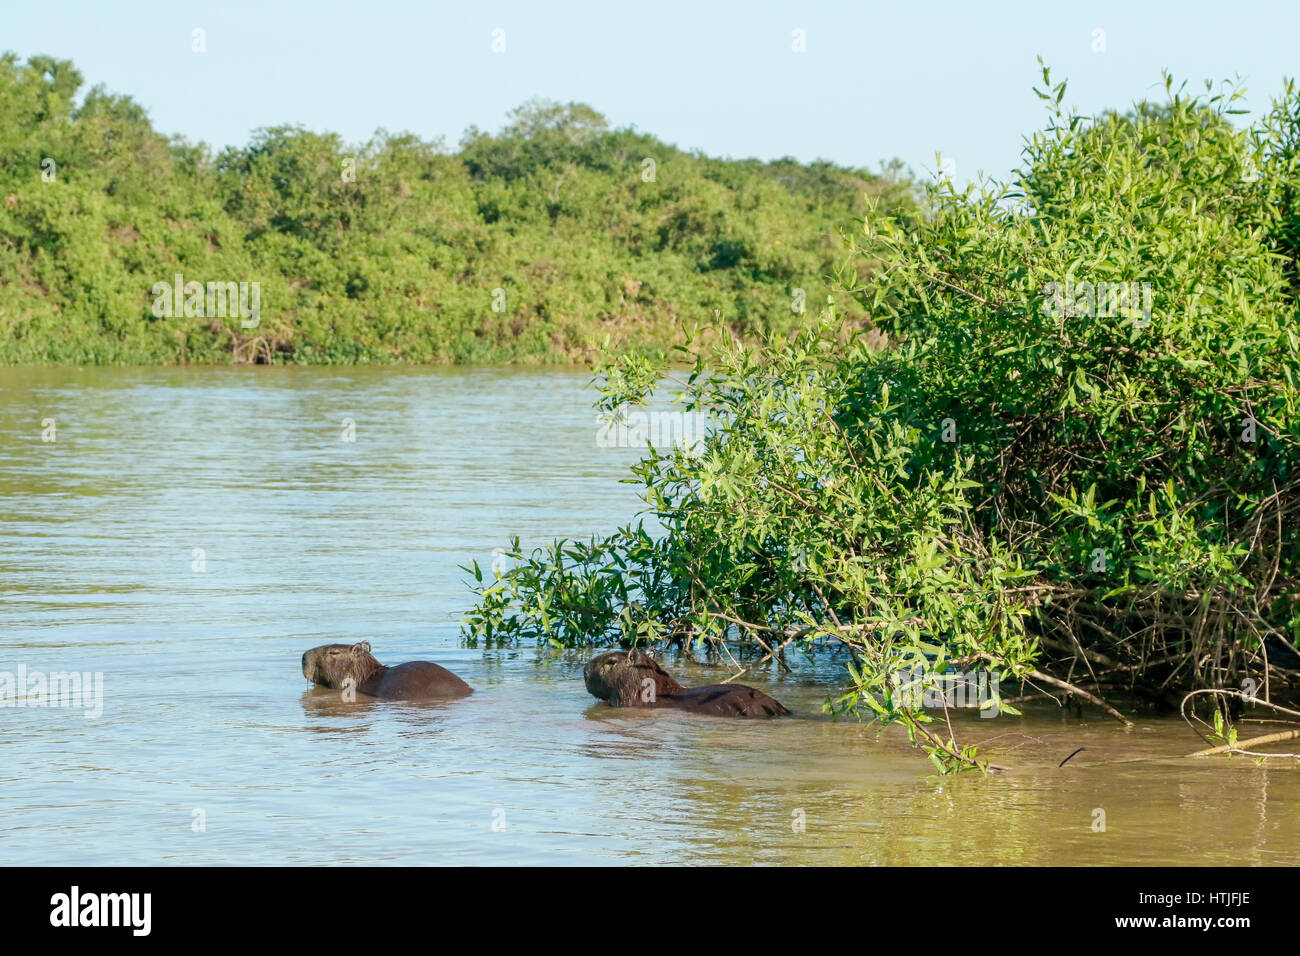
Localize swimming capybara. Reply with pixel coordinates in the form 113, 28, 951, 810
583, 649, 789, 718
301, 641, 473, 700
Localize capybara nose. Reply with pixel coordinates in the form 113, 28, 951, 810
301, 651, 309, 678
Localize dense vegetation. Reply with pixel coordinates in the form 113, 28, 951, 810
0, 54, 914, 364
466, 68, 1300, 770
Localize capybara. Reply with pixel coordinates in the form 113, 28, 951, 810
301, 641, 473, 700
583, 649, 789, 718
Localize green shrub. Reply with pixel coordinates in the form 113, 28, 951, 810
464, 67, 1300, 771
0, 57, 915, 364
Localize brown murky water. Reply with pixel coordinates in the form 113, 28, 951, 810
1, 366, 1296, 865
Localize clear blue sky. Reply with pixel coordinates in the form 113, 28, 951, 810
4, 0, 1296, 184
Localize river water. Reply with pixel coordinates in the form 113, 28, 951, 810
0, 366, 1296, 865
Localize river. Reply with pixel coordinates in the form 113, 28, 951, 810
1, 366, 1296, 865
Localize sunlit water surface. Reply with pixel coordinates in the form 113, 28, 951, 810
1, 366, 1296, 865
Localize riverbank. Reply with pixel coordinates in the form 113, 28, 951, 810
0, 55, 915, 367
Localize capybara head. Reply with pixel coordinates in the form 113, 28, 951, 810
302, 641, 382, 689
584, 649, 683, 705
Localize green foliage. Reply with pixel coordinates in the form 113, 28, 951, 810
0, 55, 916, 364
466, 67, 1300, 771
1208, 708, 1239, 753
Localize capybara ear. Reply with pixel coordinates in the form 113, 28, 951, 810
352, 641, 371, 656
628, 647, 648, 664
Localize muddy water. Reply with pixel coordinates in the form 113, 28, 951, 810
0, 366, 1296, 865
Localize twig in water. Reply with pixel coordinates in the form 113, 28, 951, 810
1058, 747, 1087, 767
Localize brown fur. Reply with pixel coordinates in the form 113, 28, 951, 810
301, 641, 473, 701
583, 649, 789, 718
